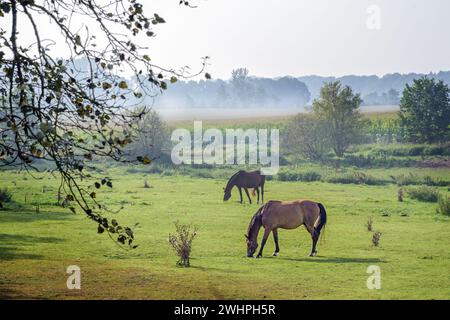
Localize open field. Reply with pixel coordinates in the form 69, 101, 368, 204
1, 165, 449, 299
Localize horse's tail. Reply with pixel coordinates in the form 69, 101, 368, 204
316, 203, 327, 242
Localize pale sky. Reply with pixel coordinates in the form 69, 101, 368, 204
11, 0, 450, 79
146, 0, 450, 79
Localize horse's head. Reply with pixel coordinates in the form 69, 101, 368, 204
223, 187, 231, 201
245, 234, 258, 257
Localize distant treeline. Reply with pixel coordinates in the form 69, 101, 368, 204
149, 68, 311, 108
149, 69, 450, 108
70, 59, 450, 108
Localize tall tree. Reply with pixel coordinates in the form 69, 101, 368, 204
0, 0, 207, 247
312, 81, 363, 157
230, 67, 254, 106
284, 113, 331, 162
399, 77, 450, 143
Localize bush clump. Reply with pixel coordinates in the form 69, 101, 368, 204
436, 194, 450, 216
0, 188, 13, 204
325, 171, 387, 185
169, 222, 197, 267
405, 186, 439, 202
277, 170, 322, 182
391, 173, 449, 187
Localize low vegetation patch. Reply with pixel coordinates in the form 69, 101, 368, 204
0, 187, 13, 205
277, 170, 322, 182
325, 171, 388, 185
391, 173, 449, 187
437, 194, 450, 216
405, 186, 439, 202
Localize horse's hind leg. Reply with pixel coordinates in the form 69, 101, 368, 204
305, 224, 319, 257
310, 231, 319, 257
256, 188, 260, 204
244, 188, 252, 204
272, 228, 280, 256
256, 228, 271, 258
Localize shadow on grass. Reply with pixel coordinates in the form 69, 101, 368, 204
0, 205, 73, 224
278, 256, 385, 264
0, 233, 64, 260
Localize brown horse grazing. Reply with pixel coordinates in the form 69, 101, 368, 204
223, 170, 265, 204
245, 200, 327, 258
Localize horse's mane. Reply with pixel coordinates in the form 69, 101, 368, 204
247, 203, 267, 239
225, 170, 243, 191
247, 211, 261, 240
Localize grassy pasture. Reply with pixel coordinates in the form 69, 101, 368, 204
0, 166, 449, 299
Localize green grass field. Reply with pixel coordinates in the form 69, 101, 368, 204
1, 166, 449, 299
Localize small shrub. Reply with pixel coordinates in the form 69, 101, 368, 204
169, 222, 197, 267
0, 188, 13, 203
381, 210, 391, 217
301, 171, 322, 182
366, 216, 373, 231
436, 194, 450, 216
406, 186, 439, 202
372, 231, 382, 247
397, 188, 404, 202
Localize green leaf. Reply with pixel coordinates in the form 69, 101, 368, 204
142, 156, 152, 165
102, 82, 112, 90
118, 81, 128, 89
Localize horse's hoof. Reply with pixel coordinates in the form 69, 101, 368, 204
256, 255, 262, 259
273, 252, 278, 257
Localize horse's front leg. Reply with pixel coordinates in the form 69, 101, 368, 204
261, 184, 264, 204
244, 188, 252, 204
256, 228, 271, 258
256, 188, 260, 204
238, 187, 243, 204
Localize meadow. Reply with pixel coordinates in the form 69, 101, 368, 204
1, 112, 449, 300
0, 162, 449, 299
